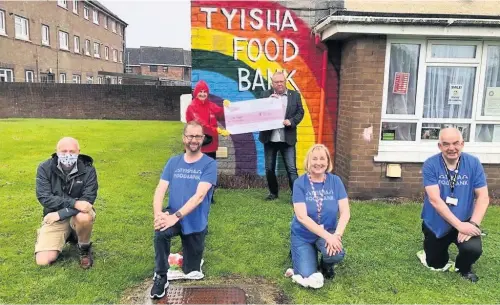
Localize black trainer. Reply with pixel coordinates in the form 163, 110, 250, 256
265, 194, 278, 201
320, 258, 335, 279
460, 271, 479, 283
150, 274, 169, 299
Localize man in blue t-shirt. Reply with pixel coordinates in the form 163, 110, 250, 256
149, 121, 217, 299
420, 127, 489, 282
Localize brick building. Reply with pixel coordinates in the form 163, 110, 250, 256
190, 0, 500, 198
0, 0, 126, 84
125, 46, 191, 82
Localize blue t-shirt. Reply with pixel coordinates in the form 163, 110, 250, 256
422, 152, 487, 238
291, 173, 348, 243
160, 154, 217, 235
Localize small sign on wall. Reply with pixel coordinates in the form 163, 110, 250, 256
448, 84, 463, 105
393, 72, 410, 95
484, 87, 500, 116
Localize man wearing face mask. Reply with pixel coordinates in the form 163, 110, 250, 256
150, 121, 217, 299
419, 127, 489, 282
34, 137, 98, 269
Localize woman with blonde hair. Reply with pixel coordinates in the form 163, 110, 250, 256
288, 144, 350, 287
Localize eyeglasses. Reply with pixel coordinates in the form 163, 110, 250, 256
184, 134, 204, 140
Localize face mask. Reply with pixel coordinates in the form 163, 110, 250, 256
57, 153, 79, 167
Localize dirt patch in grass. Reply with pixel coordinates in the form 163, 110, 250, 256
120, 275, 291, 304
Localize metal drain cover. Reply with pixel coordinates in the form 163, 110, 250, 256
156, 286, 247, 304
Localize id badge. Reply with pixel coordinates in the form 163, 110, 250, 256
446, 196, 458, 206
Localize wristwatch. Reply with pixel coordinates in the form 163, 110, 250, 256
174, 211, 183, 219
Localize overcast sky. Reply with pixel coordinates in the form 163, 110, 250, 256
100, 0, 191, 50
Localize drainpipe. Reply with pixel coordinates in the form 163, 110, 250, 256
315, 34, 328, 144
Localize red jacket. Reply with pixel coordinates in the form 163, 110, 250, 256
186, 81, 224, 153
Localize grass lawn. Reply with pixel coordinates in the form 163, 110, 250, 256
1, 118, 499, 304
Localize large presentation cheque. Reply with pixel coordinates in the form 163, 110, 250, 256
224, 98, 285, 135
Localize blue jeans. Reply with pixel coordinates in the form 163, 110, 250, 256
264, 142, 298, 195
291, 231, 345, 278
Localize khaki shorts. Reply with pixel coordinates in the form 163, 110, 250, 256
34, 210, 96, 254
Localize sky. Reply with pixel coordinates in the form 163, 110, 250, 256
100, 0, 191, 50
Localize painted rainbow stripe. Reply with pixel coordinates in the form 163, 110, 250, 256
191, 0, 337, 175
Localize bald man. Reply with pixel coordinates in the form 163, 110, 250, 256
420, 127, 489, 282
34, 137, 98, 269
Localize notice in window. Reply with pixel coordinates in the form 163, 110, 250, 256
448, 84, 463, 105
484, 87, 500, 116
393, 72, 409, 95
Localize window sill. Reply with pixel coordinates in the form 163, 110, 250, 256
374, 142, 500, 164
42, 42, 50, 47
15, 37, 31, 43
94, 55, 100, 59
0, 32, 7, 37
59, 48, 70, 52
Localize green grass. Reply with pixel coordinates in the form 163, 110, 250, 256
1, 118, 500, 304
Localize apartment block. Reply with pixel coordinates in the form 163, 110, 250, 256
0, 0, 127, 84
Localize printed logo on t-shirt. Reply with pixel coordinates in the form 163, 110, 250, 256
173, 168, 202, 180
305, 189, 334, 201
438, 174, 469, 187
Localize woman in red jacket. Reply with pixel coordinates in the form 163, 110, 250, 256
186, 80, 230, 202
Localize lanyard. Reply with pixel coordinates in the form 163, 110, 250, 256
308, 174, 327, 224
441, 156, 461, 196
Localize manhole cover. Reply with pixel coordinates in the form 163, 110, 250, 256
156, 286, 247, 304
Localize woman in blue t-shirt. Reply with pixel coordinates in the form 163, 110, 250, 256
290, 144, 351, 281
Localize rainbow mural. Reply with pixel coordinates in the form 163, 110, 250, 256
191, 0, 338, 176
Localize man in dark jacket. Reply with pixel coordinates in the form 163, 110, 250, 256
34, 137, 98, 269
259, 71, 304, 201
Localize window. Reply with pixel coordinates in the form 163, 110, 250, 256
57, 0, 67, 9
85, 39, 90, 55
14, 15, 29, 40
41, 25, 50, 45
72, 74, 81, 83
117, 24, 122, 36
74, 36, 80, 53
378, 39, 500, 162
97, 76, 103, 84
118, 77, 122, 84
104, 46, 109, 60
112, 49, 117, 62
104, 16, 108, 29
0, 10, 6, 35
93, 10, 99, 24
59, 73, 66, 83
87, 76, 93, 83
183, 67, 191, 81
93, 42, 100, 58
0, 69, 14, 82
59, 31, 69, 50
111, 20, 116, 33
119, 51, 123, 63
25, 70, 34, 82
83, 6, 89, 19
150, 65, 157, 72
73, 0, 78, 14
163, 66, 169, 73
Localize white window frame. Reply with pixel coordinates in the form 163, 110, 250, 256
14, 15, 29, 41
117, 23, 122, 36
58, 31, 69, 50
41, 25, 50, 46
377, 37, 500, 164
93, 42, 100, 58
73, 0, 78, 14
111, 20, 116, 33
57, 0, 67, 9
104, 16, 108, 29
119, 51, 123, 63
25, 70, 34, 82
0, 68, 14, 82
97, 76, 103, 84
93, 10, 99, 24
74, 35, 80, 53
87, 76, 93, 84
59, 73, 66, 83
72, 74, 81, 83
85, 39, 90, 55
0, 10, 6, 35
83, 6, 89, 20
112, 49, 117, 62
104, 46, 109, 60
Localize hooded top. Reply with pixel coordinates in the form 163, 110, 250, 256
186, 80, 225, 153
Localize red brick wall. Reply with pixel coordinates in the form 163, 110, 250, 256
336, 35, 500, 201
140, 65, 184, 80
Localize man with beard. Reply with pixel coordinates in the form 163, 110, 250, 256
419, 127, 489, 282
150, 121, 217, 299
